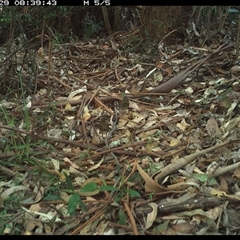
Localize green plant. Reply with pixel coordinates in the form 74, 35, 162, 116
0, 209, 22, 235
99, 182, 141, 202
65, 177, 141, 216
0, 209, 8, 234
84, 17, 104, 39
0, 73, 54, 163
118, 211, 127, 225
45, 24, 64, 44
0, 7, 11, 30
64, 173, 87, 215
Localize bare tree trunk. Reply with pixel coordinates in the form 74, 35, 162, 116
113, 6, 122, 32
102, 6, 112, 35
140, 6, 192, 45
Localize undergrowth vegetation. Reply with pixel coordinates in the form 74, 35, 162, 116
0, 6, 240, 235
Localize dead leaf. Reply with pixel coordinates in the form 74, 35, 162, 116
119, 95, 129, 112
153, 72, 163, 82
1, 186, 29, 203
222, 116, 240, 132
145, 203, 158, 229
69, 166, 81, 175
165, 66, 173, 76
51, 158, 60, 170
169, 137, 181, 147
96, 220, 109, 235
185, 86, 194, 94
129, 101, 141, 111
233, 164, 240, 179
83, 106, 91, 122
206, 206, 222, 221
63, 157, 80, 169
88, 159, 104, 172
37, 47, 44, 58
92, 131, 101, 145
21, 206, 62, 223
156, 61, 165, 69
171, 222, 195, 234
65, 102, 72, 111
223, 209, 240, 228
34, 186, 44, 203
24, 204, 43, 231
230, 65, 240, 72
219, 177, 228, 193
210, 188, 226, 197
206, 117, 221, 137
136, 163, 169, 193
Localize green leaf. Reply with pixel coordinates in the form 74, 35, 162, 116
118, 211, 127, 225
125, 189, 141, 197
63, 172, 74, 193
194, 173, 208, 182
67, 192, 80, 215
79, 197, 88, 212
80, 182, 98, 193
109, 140, 121, 148
114, 196, 121, 202
153, 220, 170, 234
44, 194, 62, 201
194, 173, 217, 185
99, 185, 119, 192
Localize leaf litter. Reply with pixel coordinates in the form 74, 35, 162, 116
0, 32, 240, 235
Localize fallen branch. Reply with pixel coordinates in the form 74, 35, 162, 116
150, 42, 235, 93
153, 139, 240, 182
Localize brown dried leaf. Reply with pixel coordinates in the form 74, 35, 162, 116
64, 103, 72, 111
83, 106, 91, 122
91, 131, 101, 145
145, 203, 158, 229
176, 119, 190, 131
96, 220, 109, 235
156, 61, 165, 69
88, 159, 104, 172
165, 66, 173, 76
1, 185, 29, 203
34, 186, 44, 203
37, 47, 44, 58
136, 163, 169, 193
219, 177, 229, 193
230, 65, 240, 72
119, 95, 129, 112
233, 164, 240, 179
170, 222, 195, 234
24, 204, 43, 232
206, 117, 221, 137
222, 116, 240, 132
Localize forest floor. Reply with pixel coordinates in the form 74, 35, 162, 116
0, 32, 240, 235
